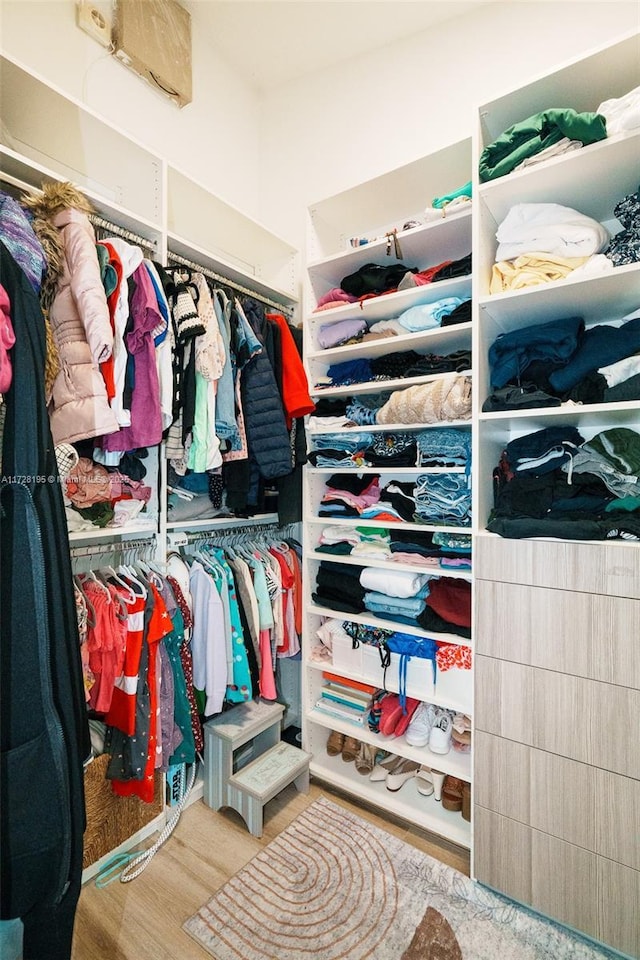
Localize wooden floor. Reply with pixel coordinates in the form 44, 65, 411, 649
71, 777, 470, 960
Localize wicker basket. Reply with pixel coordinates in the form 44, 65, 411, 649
82, 754, 164, 868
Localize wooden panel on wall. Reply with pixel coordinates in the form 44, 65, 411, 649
530, 749, 596, 855
476, 732, 640, 871
595, 769, 640, 871
473, 806, 532, 904
475, 580, 640, 690
531, 831, 599, 941
476, 658, 640, 779
597, 856, 640, 958
473, 731, 530, 824
476, 536, 640, 600
83, 754, 164, 868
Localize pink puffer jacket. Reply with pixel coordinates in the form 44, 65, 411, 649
48, 209, 119, 444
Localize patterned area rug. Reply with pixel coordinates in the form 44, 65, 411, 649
184, 796, 619, 960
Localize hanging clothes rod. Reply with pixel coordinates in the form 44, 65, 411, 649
69, 535, 157, 559
182, 520, 283, 543
166, 250, 294, 316
89, 214, 157, 252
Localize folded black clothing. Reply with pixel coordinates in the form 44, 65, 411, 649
416, 606, 472, 639
311, 591, 364, 614
389, 528, 436, 547
440, 300, 472, 326
604, 372, 640, 403
564, 371, 607, 404
362, 445, 418, 467
483, 383, 561, 412
310, 397, 349, 418
404, 350, 472, 377
506, 425, 584, 472
519, 358, 567, 395
326, 473, 380, 495
307, 449, 359, 466
370, 351, 422, 379
486, 515, 640, 541
315, 542, 354, 556
432, 253, 472, 281
381, 483, 417, 523
341, 262, 417, 297
493, 472, 557, 519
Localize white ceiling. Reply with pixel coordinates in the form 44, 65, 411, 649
185, 1, 496, 91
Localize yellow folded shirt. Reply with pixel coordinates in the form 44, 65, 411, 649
490, 252, 590, 294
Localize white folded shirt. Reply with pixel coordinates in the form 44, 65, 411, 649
359, 566, 430, 598
495, 203, 610, 262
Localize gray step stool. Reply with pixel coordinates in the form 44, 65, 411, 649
203, 700, 310, 837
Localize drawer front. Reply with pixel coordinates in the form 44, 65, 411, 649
475, 730, 640, 871
474, 807, 640, 957
475, 657, 640, 779
476, 536, 640, 599
475, 579, 640, 689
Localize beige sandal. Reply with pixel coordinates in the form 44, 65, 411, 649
355, 742, 377, 775
341, 736, 360, 762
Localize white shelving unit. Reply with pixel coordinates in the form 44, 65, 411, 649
302, 139, 474, 850
0, 51, 300, 875
472, 30, 640, 958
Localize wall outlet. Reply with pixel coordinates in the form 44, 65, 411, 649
76, 0, 114, 48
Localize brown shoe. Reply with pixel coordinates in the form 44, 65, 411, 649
461, 781, 471, 822
441, 776, 464, 812
342, 736, 360, 762
326, 730, 344, 757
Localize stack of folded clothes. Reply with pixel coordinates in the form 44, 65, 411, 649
484, 310, 640, 410
488, 425, 640, 540
490, 202, 611, 294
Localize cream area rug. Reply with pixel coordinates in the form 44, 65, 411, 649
184, 796, 620, 960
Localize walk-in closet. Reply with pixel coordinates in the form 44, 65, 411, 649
1, 3, 638, 960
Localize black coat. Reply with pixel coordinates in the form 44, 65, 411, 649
240, 298, 292, 480
0, 242, 90, 960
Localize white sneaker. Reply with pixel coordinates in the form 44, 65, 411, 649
404, 702, 437, 747
429, 710, 453, 755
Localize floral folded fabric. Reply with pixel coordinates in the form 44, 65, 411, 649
436, 643, 472, 672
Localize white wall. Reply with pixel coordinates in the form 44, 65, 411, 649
1, 1, 638, 262
258, 1, 640, 250
0, 0, 263, 215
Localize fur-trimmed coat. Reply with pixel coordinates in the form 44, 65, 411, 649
25, 183, 119, 445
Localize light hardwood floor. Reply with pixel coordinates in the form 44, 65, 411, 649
72, 777, 470, 960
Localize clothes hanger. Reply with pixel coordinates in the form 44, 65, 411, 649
79, 569, 112, 601
100, 565, 137, 604
74, 575, 97, 629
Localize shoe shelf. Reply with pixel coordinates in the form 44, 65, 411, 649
306, 709, 471, 783
308, 748, 471, 849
